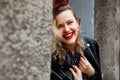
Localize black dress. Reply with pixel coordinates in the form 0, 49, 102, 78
51, 37, 102, 80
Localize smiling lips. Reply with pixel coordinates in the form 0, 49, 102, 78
63, 32, 73, 40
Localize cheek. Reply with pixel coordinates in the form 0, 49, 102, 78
71, 22, 79, 30
53, 27, 63, 39
71, 25, 79, 32
75, 24, 79, 32
76, 23, 79, 29
57, 31, 62, 39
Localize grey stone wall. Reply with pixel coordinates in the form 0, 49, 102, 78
0, 0, 52, 80
95, 0, 120, 80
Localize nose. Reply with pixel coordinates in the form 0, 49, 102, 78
64, 25, 70, 32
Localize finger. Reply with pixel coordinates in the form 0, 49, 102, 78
79, 64, 88, 74
79, 64, 84, 71
69, 68, 76, 76
80, 61, 86, 69
83, 56, 88, 61
72, 65, 80, 72
73, 65, 82, 75
81, 61, 91, 69
80, 57, 86, 63
80, 57, 90, 67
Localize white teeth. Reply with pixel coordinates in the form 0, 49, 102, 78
65, 33, 72, 37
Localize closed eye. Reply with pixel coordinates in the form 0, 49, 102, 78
57, 25, 64, 29
67, 21, 73, 25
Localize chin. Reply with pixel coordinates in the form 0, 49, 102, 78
65, 40, 76, 45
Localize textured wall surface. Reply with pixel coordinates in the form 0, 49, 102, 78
0, 0, 52, 80
95, 0, 120, 80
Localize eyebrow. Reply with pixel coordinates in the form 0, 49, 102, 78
57, 19, 74, 26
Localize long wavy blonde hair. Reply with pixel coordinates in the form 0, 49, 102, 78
51, 4, 84, 64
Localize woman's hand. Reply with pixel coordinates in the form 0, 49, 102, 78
79, 56, 95, 77
69, 65, 83, 80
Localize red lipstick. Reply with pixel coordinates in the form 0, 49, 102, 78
63, 32, 73, 40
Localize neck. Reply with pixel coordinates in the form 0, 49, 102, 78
64, 44, 75, 55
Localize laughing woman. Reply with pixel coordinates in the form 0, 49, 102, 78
51, 4, 102, 80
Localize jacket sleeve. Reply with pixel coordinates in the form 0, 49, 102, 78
83, 37, 102, 80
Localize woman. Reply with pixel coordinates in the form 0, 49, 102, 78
51, 4, 102, 80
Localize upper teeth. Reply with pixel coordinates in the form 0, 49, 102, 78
65, 33, 72, 37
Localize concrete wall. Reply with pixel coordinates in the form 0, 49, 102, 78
69, 0, 94, 38
94, 0, 120, 80
0, 0, 52, 80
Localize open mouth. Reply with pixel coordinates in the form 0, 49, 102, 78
63, 32, 73, 40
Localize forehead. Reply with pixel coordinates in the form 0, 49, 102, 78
55, 10, 75, 24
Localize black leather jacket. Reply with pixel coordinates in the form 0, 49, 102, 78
51, 37, 102, 80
